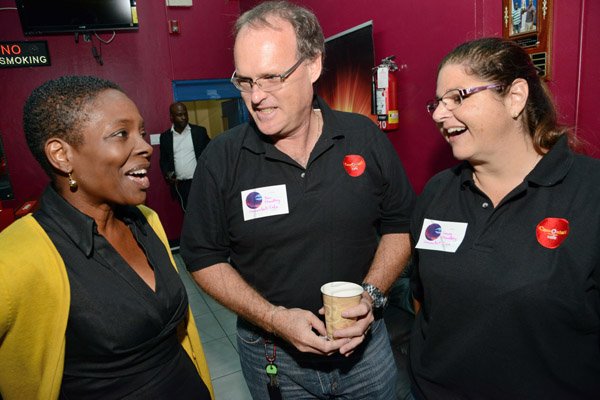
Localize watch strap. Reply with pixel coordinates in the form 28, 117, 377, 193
361, 283, 388, 309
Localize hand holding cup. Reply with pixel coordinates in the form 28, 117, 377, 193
320, 281, 364, 340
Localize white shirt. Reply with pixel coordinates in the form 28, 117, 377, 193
172, 124, 197, 180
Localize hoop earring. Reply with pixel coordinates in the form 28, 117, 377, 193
68, 172, 78, 190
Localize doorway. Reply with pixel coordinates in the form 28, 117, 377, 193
172, 78, 248, 138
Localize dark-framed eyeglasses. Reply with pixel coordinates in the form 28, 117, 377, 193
230, 58, 306, 93
426, 83, 504, 115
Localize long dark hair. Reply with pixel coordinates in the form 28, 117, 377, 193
440, 37, 568, 154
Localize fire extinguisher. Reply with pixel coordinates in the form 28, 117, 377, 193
372, 55, 399, 131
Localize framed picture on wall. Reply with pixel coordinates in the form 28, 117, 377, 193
502, 0, 553, 79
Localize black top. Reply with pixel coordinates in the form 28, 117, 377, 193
409, 136, 600, 399
159, 123, 210, 179
181, 96, 415, 314
34, 186, 209, 399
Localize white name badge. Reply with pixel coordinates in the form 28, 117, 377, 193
415, 218, 468, 253
241, 184, 290, 221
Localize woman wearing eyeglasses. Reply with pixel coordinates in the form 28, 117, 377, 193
409, 37, 600, 399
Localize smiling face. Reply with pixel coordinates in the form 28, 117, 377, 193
67, 89, 152, 210
431, 63, 516, 164
233, 16, 322, 140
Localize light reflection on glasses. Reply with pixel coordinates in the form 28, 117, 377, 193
426, 83, 504, 115
230, 58, 305, 93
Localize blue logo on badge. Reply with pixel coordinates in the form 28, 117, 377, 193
425, 223, 442, 241
246, 191, 263, 209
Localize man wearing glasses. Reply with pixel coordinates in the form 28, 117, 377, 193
181, 2, 414, 398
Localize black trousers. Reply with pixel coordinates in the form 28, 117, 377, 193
173, 179, 192, 212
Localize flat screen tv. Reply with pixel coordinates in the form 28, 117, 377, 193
16, 0, 138, 36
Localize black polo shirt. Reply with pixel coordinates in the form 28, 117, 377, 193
409, 135, 600, 399
181, 96, 415, 314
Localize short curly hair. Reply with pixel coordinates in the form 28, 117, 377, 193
23, 75, 122, 176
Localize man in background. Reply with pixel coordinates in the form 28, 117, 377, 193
512, 0, 522, 34
159, 102, 210, 211
523, 0, 536, 32
181, 1, 415, 398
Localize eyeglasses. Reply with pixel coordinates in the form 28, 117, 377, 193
230, 58, 305, 93
426, 83, 504, 115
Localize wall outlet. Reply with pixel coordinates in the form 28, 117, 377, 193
166, 0, 192, 6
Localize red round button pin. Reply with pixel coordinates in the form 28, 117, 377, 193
536, 218, 569, 249
343, 155, 366, 177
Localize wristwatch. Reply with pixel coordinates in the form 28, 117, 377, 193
361, 283, 388, 310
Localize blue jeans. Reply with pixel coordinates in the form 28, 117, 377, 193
237, 318, 398, 399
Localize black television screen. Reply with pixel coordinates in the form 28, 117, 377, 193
16, 0, 138, 36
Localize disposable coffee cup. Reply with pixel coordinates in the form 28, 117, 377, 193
320, 281, 364, 340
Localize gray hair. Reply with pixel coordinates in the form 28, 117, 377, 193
235, 1, 325, 62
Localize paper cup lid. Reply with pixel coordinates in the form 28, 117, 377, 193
320, 281, 363, 297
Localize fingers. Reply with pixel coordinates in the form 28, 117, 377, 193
330, 300, 374, 353
307, 312, 328, 338
332, 318, 371, 340
340, 299, 371, 319
308, 335, 348, 355
339, 333, 366, 356
275, 308, 341, 355
272, 307, 373, 356
337, 321, 373, 356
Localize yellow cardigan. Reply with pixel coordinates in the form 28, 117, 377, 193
0, 206, 214, 400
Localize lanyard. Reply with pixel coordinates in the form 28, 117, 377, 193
264, 339, 282, 400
